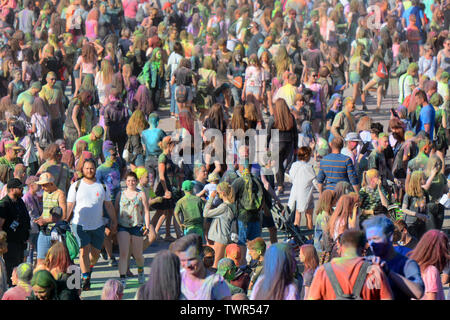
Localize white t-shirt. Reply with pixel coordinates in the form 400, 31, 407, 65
67, 180, 111, 230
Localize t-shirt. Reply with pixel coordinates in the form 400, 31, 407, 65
67, 180, 111, 230
1, 284, 32, 300
302, 49, 323, 72
417, 104, 435, 140
421, 265, 445, 300
385, 252, 424, 300
245, 66, 264, 88
122, 0, 138, 19
72, 135, 103, 160
398, 73, 414, 104
174, 194, 204, 228
250, 276, 300, 300
308, 256, 393, 300
141, 128, 166, 157
180, 270, 230, 300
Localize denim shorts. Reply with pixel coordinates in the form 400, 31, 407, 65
118, 225, 143, 237
71, 224, 106, 250
37, 231, 52, 259
237, 220, 262, 246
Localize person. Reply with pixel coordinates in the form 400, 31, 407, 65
63, 91, 93, 150
34, 172, 66, 266
101, 279, 124, 300
203, 182, 237, 269
171, 234, 231, 300
330, 97, 356, 141
359, 169, 389, 218
141, 113, 166, 179
408, 230, 449, 300
115, 171, 153, 287
0, 140, 22, 171
266, 98, 298, 194
104, 87, 129, 156
415, 90, 436, 140
174, 180, 204, 238
308, 229, 393, 300
0, 178, 30, 286
196, 172, 220, 204
288, 146, 318, 231
317, 137, 359, 193
398, 62, 419, 105
136, 250, 183, 300
36, 144, 71, 194
71, 125, 104, 163
1, 262, 33, 300
66, 158, 118, 291
38, 72, 64, 140
423, 155, 447, 231
246, 237, 266, 294
27, 269, 79, 300
16, 81, 41, 119
363, 215, 425, 300
299, 244, 319, 300
22, 175, 42, 265
250, 243, 300, 300
216, 258, 245, 295
0, 231, 7, 298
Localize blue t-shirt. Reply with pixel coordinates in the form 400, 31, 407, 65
417, 104, 435, 140
386, 252, 424, 300
141, 128, 166, 158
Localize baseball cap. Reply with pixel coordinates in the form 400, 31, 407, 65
91, 125, 104, 139
7, 178, 24, 189
344, 132, 361, 142
4, 140, 22, 150
36, 172, 55, 185
207, 172, 220, 183
216, 258, 236, 277
162, 2, 172, 10
182, 180, 194, 192
175, 84, 188, 103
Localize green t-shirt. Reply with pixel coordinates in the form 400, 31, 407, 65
72, 135, 103, 160
174, 194, 204, 228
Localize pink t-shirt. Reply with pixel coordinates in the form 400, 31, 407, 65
123, 0, 138, 19
85, 20, 97, 41
2, 285, 32, 300
76, 56, 96, 75
421, 265, 445, 300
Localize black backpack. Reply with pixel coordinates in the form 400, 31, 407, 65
324, 260, 371, 300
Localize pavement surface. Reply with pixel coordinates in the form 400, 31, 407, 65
76, 78, 450, 300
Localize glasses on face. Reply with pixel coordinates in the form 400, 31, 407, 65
49, 78, 56, 81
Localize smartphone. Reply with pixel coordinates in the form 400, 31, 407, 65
391, 108, 399, 118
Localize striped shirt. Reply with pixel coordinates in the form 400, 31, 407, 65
317, 153, 359, 191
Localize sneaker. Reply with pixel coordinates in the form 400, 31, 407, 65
126, 270, 135, 278
82, 277, 91, 291
120, 278, 127, 289
138, 272, 145, 284
109, 258, 118, 267
100, 248, 108, 261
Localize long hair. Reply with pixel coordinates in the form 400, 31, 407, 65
178, 109, 195, 136
126, 109, 149, 135
315, 189, 335, 216
273, 99, 294, 131
101, 279, 124, 300
43, 143, 61, 161
207, 104, 225, 132
328, 193, 359, 237
253, 243, 297, 300
425, 154, 442, 177
30, 270, 57, 298
300, 244, 319, 272
44, 242, 71, 275
133, 85, 153, 116
408, 230, 449, 273
30, 97, 50, 117
100, 59, 113, 85
406, 171, 425, 198
137, 250, 181, 300
356, 115, 372, 132
274, 46, 290, 78
231, 105, 246, 131
81, 43, 97, 64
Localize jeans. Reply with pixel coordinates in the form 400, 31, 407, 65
170, 84, 179, 115
37, 231, 52, 259
237, 220, 261, 246
276, 140, 295, 188
124, 17, 137, 31
230, 86, 242, 107
51, 117, 64, 140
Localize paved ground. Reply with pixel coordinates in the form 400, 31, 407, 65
78, 78, 450, 300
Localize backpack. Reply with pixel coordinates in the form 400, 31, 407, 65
240, 174, 264, 212
65, 230, 80, 261
35, 115, 53, 149
324, 260, 371, 300
376, 61, 388, 79
228, 203, 239, 243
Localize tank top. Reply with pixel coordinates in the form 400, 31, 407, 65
118, 191, 144, 228
42, 189, 61, 230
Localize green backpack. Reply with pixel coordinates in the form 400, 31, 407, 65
65, 231, 80, 261
240, 173, 264, 212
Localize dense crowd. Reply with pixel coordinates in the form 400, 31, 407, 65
0, 0, 449, 301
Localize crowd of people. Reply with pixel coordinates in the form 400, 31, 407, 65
0, 0, 449, 300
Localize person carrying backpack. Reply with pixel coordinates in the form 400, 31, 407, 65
308, 229, 393, 300
231, 150, 265, 266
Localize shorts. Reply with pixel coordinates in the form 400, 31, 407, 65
349, 72, 360, 84
71, 224, 106, 250
184, 225, 204, 237
237, 220, 262, 246
37, 231, 52, 259
118, 225, 143, 237
262, 213, 275, 228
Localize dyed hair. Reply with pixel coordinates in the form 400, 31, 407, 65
406, 171, 425, 198
362, 215, 395, 238
61, 150, 75, 169
300, 244, 319, 272
425, 154, 442, 177
137, 250, 181, 300
30, 270, 57, 298
315, 189, 335, 216
44, 242, 71, 276
253, 243, 297, 300
333, 181, 352, 203
126, 109, 149, 135
225, 243, 241, 267
409, 230, 450, 273
247, 237, 266, 255
101, 279, 124, 300
328, 193, 359, 236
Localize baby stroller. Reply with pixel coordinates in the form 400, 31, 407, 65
271, 202, 313, 250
